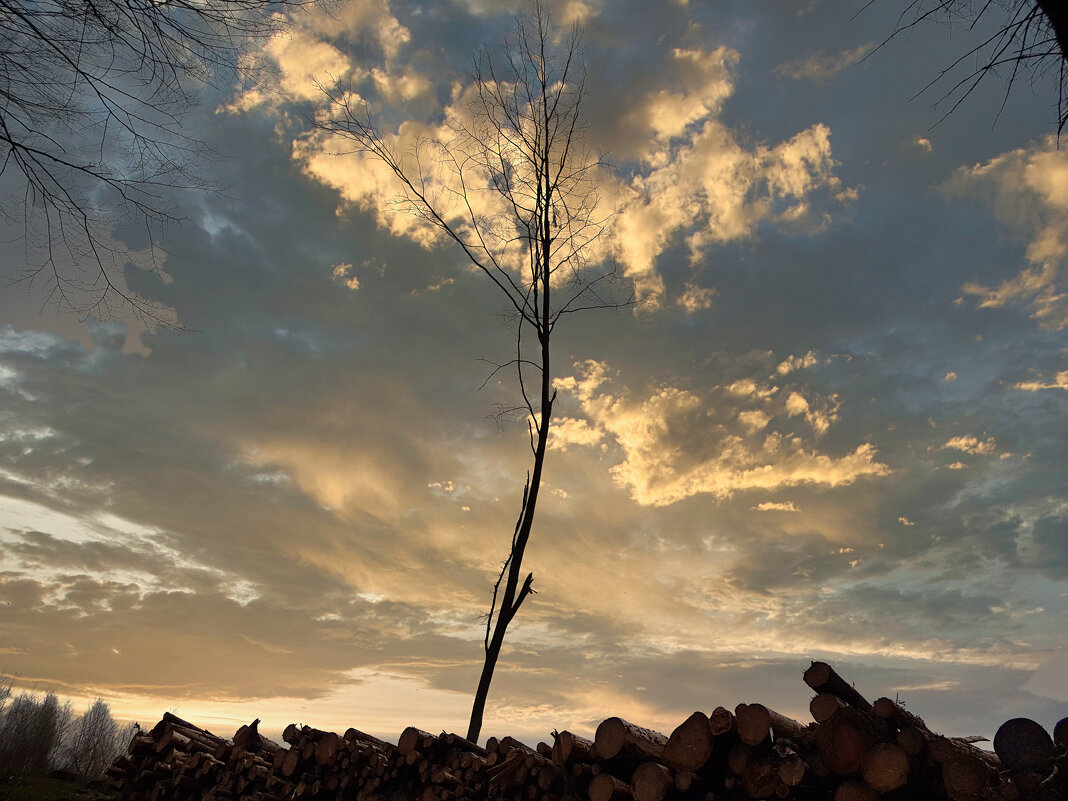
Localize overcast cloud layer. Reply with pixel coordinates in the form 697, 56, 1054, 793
1, 0, 1067, 744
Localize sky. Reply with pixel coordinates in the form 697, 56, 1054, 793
1, 0, 1067, 747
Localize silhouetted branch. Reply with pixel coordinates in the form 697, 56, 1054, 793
0, 0, 318, 323
869, 0, 1068, 131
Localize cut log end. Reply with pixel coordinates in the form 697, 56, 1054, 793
664, 711, 712, 771
993, 717, 1054, 769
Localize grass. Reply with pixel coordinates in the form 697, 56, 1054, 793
0, 772, 119, 801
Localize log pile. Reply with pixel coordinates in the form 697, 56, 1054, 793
107, 662, 1068, 801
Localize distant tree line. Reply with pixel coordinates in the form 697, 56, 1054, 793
0, 674, 136, 780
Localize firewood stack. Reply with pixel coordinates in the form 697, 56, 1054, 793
107, 662, 1068, 801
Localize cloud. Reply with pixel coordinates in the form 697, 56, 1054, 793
773, 44, 871, 84
268, 20, 853, 311
754, 501, 800, 512
946, 137, 1068, 329
940, 436, 997, 455
549, 417, 605, 451
553, 360, 889, 507
676, 282, 717, 313
604, 119, 849, 304
776, 351, 819, 375
332, 263, 360, 290
1014, 370, 1068, 391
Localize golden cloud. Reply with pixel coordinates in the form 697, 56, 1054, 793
554, 361, 890, 507
946, 137, 1068, 330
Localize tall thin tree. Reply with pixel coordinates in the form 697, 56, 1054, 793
317, 0, 628, 742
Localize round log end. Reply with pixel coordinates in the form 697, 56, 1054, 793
594, 717, 625, 759
993, 717, 1053, 769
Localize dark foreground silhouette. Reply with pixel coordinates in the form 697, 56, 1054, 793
106, 662, 1068, 801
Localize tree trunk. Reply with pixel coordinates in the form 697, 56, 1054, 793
466, 344, 551, 744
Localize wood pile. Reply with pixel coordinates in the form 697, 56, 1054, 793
107, 661, 1068, 801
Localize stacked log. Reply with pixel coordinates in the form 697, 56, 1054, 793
108, 661, 1068, 801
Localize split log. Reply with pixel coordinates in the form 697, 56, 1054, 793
630, 762, 672, 801
860, 742, 910, 792
664, 712, 713, 771
803, 662, 872, 712
552, 730, 594, 766
708, 707, 735, 736
233, 720, 281, 755
594, 718, 668, 762
993, 718, 1054, 769
735, 704, 808, 746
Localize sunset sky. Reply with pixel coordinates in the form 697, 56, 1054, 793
2, 0, 1067, 747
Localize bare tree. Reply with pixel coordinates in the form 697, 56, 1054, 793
59, 698, 135, 780
0, 686, 72, 773
0, 0, 314, 324
317, 0, 630, 742
872, 1, 1068, 130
